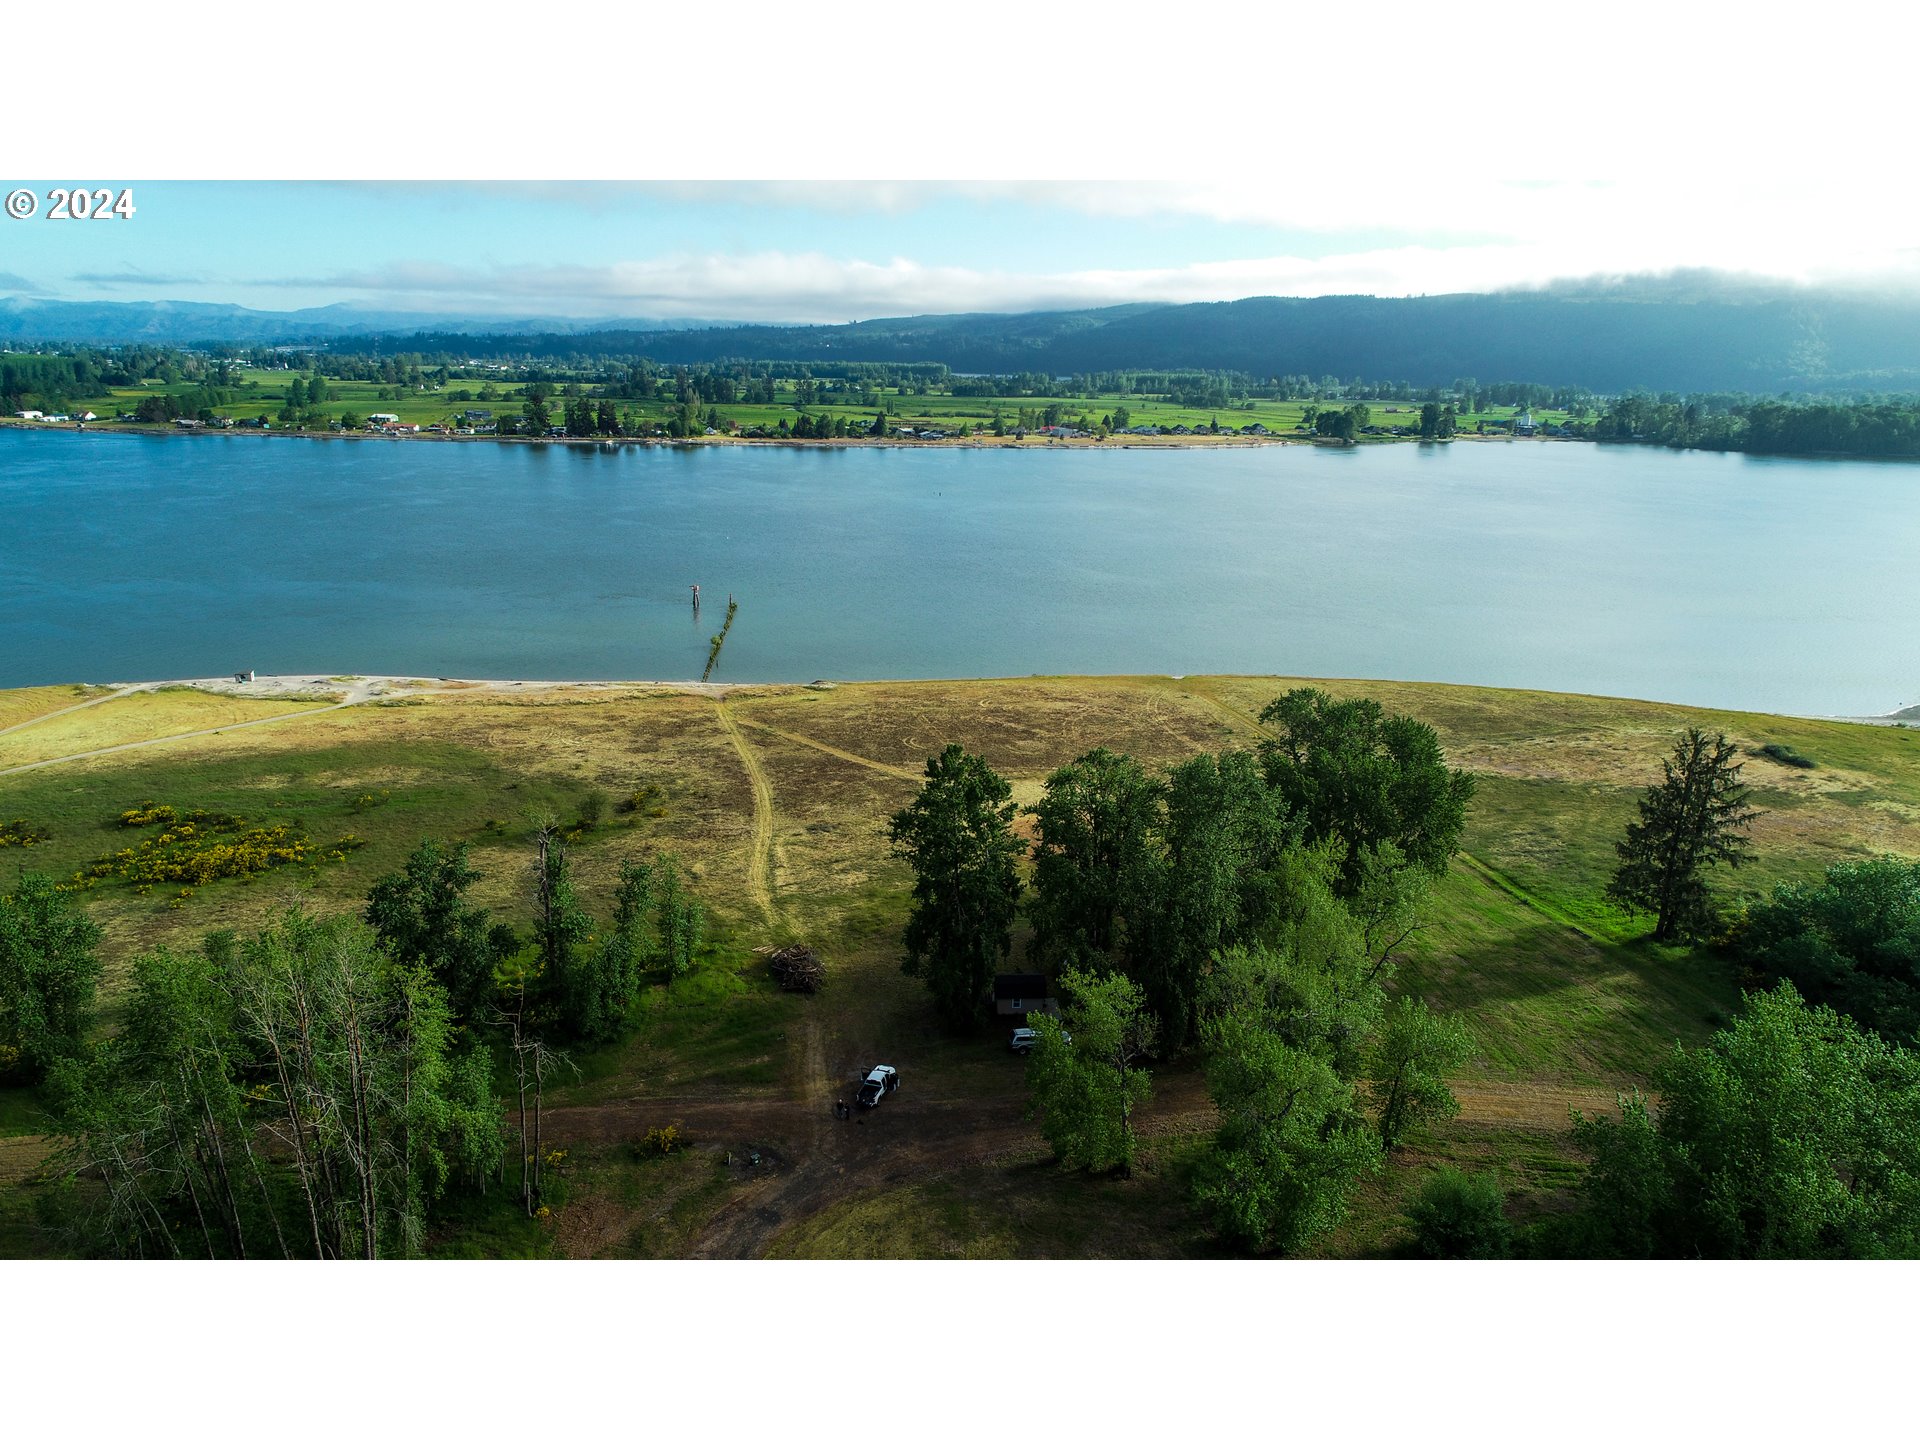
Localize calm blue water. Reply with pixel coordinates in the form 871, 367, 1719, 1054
3, 428, 1917, 716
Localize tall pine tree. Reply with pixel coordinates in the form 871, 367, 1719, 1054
1608, 727, 1757, 942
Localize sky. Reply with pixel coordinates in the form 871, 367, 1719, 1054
4, 177, 1918, 325
6, 0, 1914, 326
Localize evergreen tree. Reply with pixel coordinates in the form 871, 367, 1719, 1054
1607, 727, 1757, 942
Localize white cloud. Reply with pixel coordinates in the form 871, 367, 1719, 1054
278, 221, 1920, 323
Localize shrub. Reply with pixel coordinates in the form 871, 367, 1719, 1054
576, 791, 607, 831
641, 1124, 682, 1156
72, 807, 362, 891
0, 819, 50, 849
1406, 1166, 1513, 1258
1753, 742, 1815, 769
619, 784, 668, 818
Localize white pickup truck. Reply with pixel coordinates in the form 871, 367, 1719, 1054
856, 1064, 900, 1109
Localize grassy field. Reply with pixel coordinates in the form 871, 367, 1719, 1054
2, 672, 1913, 1257
13, 362, 1570, 439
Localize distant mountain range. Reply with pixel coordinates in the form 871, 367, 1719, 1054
7, 277, 1920, 393
0, 298, 710, 345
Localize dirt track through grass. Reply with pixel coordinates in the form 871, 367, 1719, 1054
0, 689, 122, 739
733, 715, 922, 781
713, 700, 777, 920
0, 697, 358, 776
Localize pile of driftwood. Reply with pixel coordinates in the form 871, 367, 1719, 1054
759, 943, 825, 993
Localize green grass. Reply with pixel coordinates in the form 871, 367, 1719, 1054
767, 1135, 1218, 1259
2, 672, 1916, 1258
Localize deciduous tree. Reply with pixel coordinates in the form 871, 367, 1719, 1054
889, 744, 1024, 1030
0, 873, 102, 1081
1366, 995, 1475, 1149
1026, 748, 1163, 972
1257, 687, 1474, 897
1024, 969, 1157, 1175
1570, 984, 1920, 1258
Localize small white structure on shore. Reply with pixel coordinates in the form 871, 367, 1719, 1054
13, 409, 42, 420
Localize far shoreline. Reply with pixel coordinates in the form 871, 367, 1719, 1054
0, 414, 1556, 453
12, 671, 1915, 730
8, 416, 1915, 464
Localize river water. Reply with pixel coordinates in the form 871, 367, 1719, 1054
3, 427, 1915, 716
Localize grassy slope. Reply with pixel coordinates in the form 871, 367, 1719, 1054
2, 674, 1915, 1258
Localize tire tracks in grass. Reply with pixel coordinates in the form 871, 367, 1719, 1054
1455, 850, 1610, 947
0, 688, 125, 740
731, 714, 922, 782
712, 699, 777, 921
0, 697, 361, 778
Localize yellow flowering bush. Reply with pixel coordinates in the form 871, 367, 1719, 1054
0, 819, 51, 848
642, 1124, 682, 1155
72, 804, 364, 892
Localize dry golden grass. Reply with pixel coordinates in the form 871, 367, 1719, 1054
0, 687, 330, 770
0, 685, 111, 733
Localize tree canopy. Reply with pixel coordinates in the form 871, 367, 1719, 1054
889, 744, 1025, 1030
1257, 687, 1474, 897
1737, 856, 1920, 1043
1024, 969, 1157, 1176
1607, 727, 1757, 943
1568, 984, 1920, 1259
0, 873, 103, 1082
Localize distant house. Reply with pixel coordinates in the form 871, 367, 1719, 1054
993, 973, 1058, 1019
368, 412, 400, 425
44, 413, 70, 423
1514, 410, 1538, 435
13, 410, 43, 420
75, 411, 98, 422
462, 408, 493, 421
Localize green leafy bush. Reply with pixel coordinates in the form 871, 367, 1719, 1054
1406, 1166, 1513, 1258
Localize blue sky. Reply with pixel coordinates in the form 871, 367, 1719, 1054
3, 179, 1915, 323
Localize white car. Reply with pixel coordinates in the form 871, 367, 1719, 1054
1010, 1027, 1068, 1054
856, 1064, 900, 1109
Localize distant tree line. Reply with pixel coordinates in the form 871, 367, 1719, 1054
1595, 393, 1920, 458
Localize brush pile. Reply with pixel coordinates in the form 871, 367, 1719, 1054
761, 943, 825, 993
